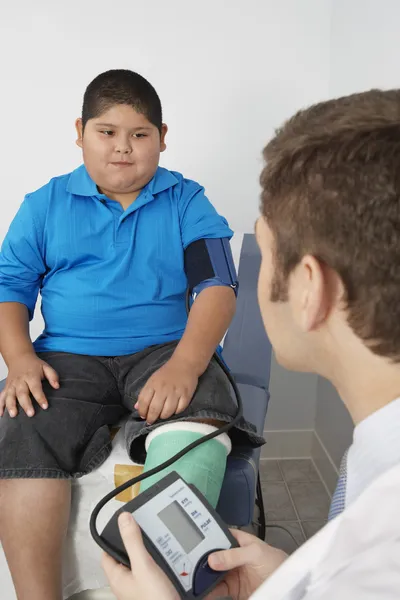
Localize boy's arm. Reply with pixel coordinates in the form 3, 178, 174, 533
136, 286, 236, 424
0, 302, 34, 365
0, 302, 59, 418
172, 286, 236, 376
136, 179, 237, 423
0, 197, 59, 418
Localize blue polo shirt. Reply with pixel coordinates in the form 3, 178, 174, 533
0, 165, 233, 356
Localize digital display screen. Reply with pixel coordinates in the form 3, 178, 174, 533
158, 501, 205, 554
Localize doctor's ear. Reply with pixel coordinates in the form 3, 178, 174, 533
292, 255, 332, 332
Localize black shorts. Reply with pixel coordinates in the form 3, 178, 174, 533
0, 342, 263, 479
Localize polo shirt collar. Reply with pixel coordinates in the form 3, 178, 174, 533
147, 167, 179, 195
66, 164, 179, 198
66, 164, 97, 196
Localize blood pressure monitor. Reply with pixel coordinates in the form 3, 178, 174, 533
101, 471, 238, 599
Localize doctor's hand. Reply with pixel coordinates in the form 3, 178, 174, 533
135, 356, 198, 424
206, 529, 287, 600
102, 512, 180, 600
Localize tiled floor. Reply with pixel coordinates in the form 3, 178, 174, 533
259, 459, 330, 554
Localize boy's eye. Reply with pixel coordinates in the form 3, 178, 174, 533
101, 130, 114, 136
133, 133, 147, 139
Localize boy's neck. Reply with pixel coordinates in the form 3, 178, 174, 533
98, 187, 142, 210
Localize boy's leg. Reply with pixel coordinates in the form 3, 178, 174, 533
0, 479, 71, 600
119, 343, 264, 505
0, 352, 125, 600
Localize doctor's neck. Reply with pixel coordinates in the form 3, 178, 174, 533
320, 327, 400, 426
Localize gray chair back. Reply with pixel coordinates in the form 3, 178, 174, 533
223, 233, 272, 390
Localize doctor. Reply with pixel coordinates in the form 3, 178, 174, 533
102, 88, 400, 599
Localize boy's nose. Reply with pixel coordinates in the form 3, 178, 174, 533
115, 136, 132, 154
116, 145, 131, 154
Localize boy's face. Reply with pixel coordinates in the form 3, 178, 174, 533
75, 105, 167, 201
256, 217, 331, 374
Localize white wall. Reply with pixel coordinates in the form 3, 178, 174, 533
0, 0, 331, 428
330, 0, 400, 95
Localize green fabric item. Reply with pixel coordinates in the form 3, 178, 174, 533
140, 430, 228, 508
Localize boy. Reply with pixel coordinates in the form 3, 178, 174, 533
104, 88, 400, 599
0, 69, 262, 600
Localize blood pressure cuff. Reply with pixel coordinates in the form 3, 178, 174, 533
184, 238, 238, 297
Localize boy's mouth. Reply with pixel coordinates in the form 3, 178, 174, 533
111, 162, 133, 167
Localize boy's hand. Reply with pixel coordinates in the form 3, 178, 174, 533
0, 353, 59, 418
135, 356, 198, 424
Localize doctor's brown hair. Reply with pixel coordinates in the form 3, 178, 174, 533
260, 89, 400, 361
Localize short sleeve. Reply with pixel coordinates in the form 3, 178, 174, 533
178, 179, 233, 249
0, 195, 46, 319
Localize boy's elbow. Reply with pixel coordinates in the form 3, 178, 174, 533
0, 285, 37, 321
212, 285, 237, 317
194, 283, 236, 320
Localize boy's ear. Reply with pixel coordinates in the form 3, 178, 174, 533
75, 118, 83, 148
160, 123, 168, 153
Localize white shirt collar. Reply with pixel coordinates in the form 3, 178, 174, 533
346, 396, 400, 506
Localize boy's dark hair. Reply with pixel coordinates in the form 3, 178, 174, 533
260, 89, 400, 361
82, 69, 162, 133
